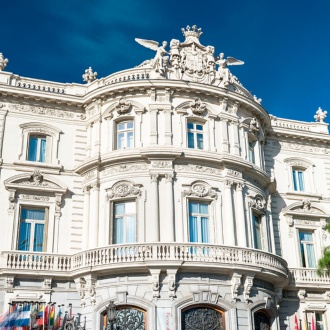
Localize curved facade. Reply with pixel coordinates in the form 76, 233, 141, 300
0, 26, 330, 329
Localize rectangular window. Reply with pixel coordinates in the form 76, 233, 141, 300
187, 122, 204, 149
188, 201, 209, 243
18, 207, 46, 252
292, 169, 305, 191
299, 230, 316, 268
28, 135, 46, 162
117, 121, 134, 149
252, 213, 262, 249
113, 201, 136, 244
305, 311, 326, 330
249, 141, 255, 164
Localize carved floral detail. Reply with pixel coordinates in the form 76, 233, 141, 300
107, 181, 141, 199
102, 164, 148, 176
189, 98, 206, 115
183, 181, 217, 199
115, 98, 132, 115
19, 194, 50, 201
175, 164, 221, 175
9, 103, 74, 118
151, 161, 172, 168
249, 196, 265, 212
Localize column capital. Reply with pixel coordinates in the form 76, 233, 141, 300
224, 180, 234, 188
165, 173, 174, 182
150, 173, 159, 182
236, 182, 245, 191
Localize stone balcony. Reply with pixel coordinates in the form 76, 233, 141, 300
289, 268, 330, 287
1, 243, 288, 284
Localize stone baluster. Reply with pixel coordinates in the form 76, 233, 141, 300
236, 183, 247, 247
223, 180, 236, 246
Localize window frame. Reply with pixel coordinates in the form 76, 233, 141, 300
188, 200, 210, 244
187, 121, 204, 150
298, 229, 317, 268
252, 212, 263, 250
116, 120, 134, 150
17, 205, 48, 252
27, 134, 48, 163
111, 199, 137, 244
292, 168, 305, 192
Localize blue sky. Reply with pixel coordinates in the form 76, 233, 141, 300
1, 0, 329, 122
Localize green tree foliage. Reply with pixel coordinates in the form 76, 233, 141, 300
317, 222, 330, 276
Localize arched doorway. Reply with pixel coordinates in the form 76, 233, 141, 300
102, 306, 146, 330
254, 310, 271, 330
181, 305, 225, 330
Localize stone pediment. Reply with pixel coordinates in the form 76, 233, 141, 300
282, 199, 329, 218
4, 169, 67, 193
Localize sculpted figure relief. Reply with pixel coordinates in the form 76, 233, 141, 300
135, 38, 170, 75
216, 52, 244, 86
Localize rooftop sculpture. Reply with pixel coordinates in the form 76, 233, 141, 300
135, 25, 245, 89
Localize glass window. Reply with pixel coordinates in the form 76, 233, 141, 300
187, 122, 204, 149
188, 201, 209, 243
18, 207, 46, 252
292, 169, 304, 191
113, 201, 136, 244
305, 311, 326, 330
28, 135, 46, 162
182, 307, 224, 329
117, 121, 134, 149
299, 230, 316, 268
254, 311, 270, 330
252, 213, 262, 250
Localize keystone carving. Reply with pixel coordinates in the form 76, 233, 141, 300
182, 181, 217, 199
189, 98, 206, 115
107, 181, 141, 199
115, 98, 132, 115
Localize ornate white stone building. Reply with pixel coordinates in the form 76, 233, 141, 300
0, 25, 329, 329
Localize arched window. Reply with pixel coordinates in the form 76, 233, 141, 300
181, 305, 224, 330
102, 306, 146, 330
254, 310, 271, 330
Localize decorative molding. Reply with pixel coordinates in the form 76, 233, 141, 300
243, 275, 254, 303
5, 276, 14, 293
9, 103, 74, 119
231, 273, 241, 302
102, 163, 148, 176
151, 161, 172, 169
175, 164, 221, 175
85, 275, 97, 306
107, 180, 141, 199
249, 195, 266, 212
189, 98, 206, 115
74, 277, 86, 307
226, 169, 242, 178
298, 289, 306, 302
150, 174, 159, 183
83, 171, 97, 182
165, 174, 174, 183
192, 291, 220, 304
19, 194, 50, 202
182, 181, 217, 199
115, 98, 132, 115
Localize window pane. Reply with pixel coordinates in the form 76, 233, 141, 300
189, 202, 199, 214
306, 244, 316, 268
126, 216, 136, 243
34, 224, 44, 252
189, 216, 198, 242
197, 133, 203, 149
253, 214, 262, 249
115, 203, 125, 215
188, 132, 195, 148
299, 231, 313, 241
28, 137, 38, 161
21, 208, 45, 221
39, 138, 46, 162
298, 171, 304, 191
196, 124, 203, 131
199, 203, 208, 214
117, 123, 125, 131
292, 170, 298, 190
187, 123, 194, 129
114, 217, 124, 244
127, 131, 134, 148
125, 202, 136, 214
117, 133, 125, 149
127, 121, 133, 129
18, 222, 31, 251
201, 217, 209, 243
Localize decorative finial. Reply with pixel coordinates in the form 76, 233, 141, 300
0, 53, 8, 71
314, 107, 327, 123
82, 67, 97, 83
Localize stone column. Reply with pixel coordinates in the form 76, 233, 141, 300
223, 180, 236, 246
220, 118, 229, 153
232, 122, 240, 155
0, 108, 8, 162
86, 123, 92, 158
149, 108, 158, 145
89, 183, 99, 248
165, 174, 174, 242
149, 174, 159, 242
82, 187, 90, 250
236, 183, 247, 247
163, 107, 172, 145
135, 108, 144, 147
92, 118, 101, 157
208, 114, 217, 152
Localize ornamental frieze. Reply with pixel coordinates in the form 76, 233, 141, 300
175, 164, 221, 175
9, 103, 74, 118
267, 140, 330, 155
151, 161, 172, 168
19, 194, 50, 201
83, 171, 97, 182
182, 181, 217, 199
102, 164, 148, 176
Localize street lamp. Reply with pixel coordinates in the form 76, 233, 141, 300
106, 301, 117, 330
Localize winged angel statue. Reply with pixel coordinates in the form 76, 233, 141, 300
216, 52, 244, 86
135, 38, 169, 74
